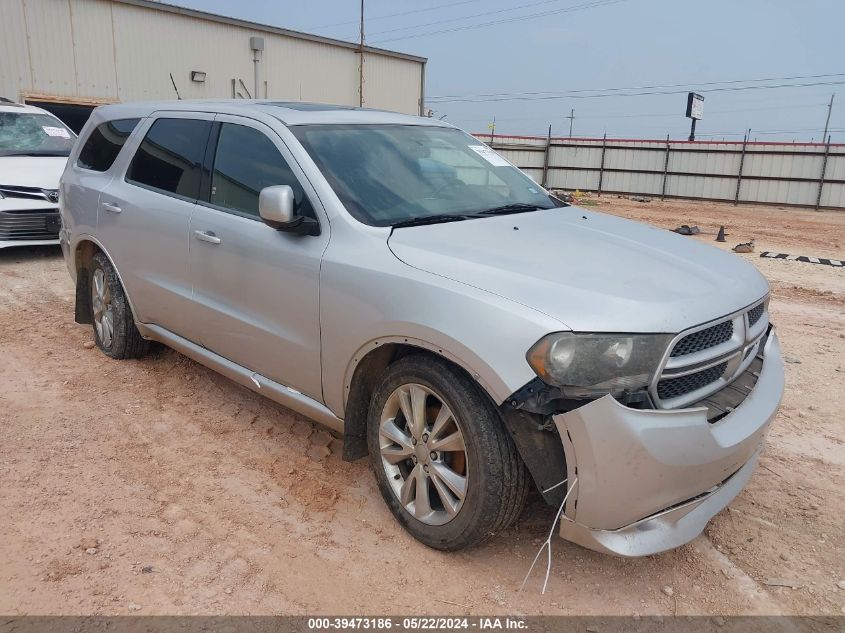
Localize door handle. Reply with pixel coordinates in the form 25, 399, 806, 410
193, 230, 221, 245
101, 202, 122, 214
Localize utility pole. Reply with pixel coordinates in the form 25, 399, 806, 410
566, 108, 575, 137
358, 0, 364, 107
488, 116, 496, 143
822, 93, 835, 142
541, 124, 552, 188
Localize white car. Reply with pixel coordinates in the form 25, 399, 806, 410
0, 99, 75, 248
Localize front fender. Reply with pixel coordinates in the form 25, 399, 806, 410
342, 331, 510, 412
319, 242, 566, 419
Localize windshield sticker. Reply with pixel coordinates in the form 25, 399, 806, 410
43, 126, 71, 139
468, 144, 511, 167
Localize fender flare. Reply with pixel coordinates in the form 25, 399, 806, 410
342, 333, 507, 411
70, 234, 142, 327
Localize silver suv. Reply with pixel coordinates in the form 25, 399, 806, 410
60, 101, 785, 556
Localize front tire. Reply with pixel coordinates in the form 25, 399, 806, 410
89, 252, 149, 359
367, 354, 528, 550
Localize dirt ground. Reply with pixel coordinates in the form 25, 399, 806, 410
1, 198, 843, 617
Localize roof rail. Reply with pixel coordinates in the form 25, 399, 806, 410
0, 97, 24, 106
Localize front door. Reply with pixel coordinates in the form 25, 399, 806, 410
188, 115, 328, 402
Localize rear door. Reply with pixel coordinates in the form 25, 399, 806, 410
188, 115, 328, 401
64, 117, 142, 239
97, 112, 214, 339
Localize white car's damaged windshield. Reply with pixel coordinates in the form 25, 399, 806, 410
0, 112, 75, 157
291, 124, 563, 227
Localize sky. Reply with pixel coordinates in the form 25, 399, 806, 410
167, 0, 844, 141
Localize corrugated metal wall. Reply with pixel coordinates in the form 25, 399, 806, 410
479, 134, 845, 210
0, 0, 425, 114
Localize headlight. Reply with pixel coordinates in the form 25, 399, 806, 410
526, 332, 672, 398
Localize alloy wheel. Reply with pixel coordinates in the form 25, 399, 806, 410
91, 268, 114, 348
379, 383, 469, 526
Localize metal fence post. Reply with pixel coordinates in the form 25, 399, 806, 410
816, 134, 831, 210
660, 134, 670, 200
597, 133, 607, 196
541, 124, 552, 188
734, 129, 750, 205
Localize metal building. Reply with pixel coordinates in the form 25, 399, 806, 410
0, 0, 427, 130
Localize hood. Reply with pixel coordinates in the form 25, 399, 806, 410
387, 207, 770, 334
0, 156, 67, 189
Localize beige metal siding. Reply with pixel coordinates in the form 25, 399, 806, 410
0, 0, 33, 98
111, 2, 258, 102
363, 53, 422, 115
22, 0, 77, 97
2, 0, 424, 113
69, 0, 118, 99
264, 38, 359, 105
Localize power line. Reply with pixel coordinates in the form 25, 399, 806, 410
445, 102, 829, 124
370, 0, 629, 44
577, 102, 829, 119
428, 79, 845, 104
306, 0, 484, 31
368, 0, 584, 37
429, 72, 845, 101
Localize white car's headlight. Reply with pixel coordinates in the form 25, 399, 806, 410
526, 332, 672, 398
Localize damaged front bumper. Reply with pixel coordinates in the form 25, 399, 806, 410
552, 328, 785, 557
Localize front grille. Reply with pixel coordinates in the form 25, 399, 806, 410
653, 300, 769, 409
0, 209, 61, 241
670, 320, 733, 357
695, 351, 764, 423
657, 362, 728, 400
0, 185, 58, 202
747, 303, 764, 327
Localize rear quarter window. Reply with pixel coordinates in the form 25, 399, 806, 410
77, 118, 140, 172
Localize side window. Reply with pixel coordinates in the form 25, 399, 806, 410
126, 118, 211, 200
210, 123, 313, 218
77, 118, 140, 172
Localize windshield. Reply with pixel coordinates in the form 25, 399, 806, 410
290, 124, 560, 226
0, 111, 76, 157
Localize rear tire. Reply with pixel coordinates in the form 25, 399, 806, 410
367, 354, 528, 550
89, 252, 149, 359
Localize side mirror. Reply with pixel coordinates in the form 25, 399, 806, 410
258, 185, 321, 236
259, 185, 294, 226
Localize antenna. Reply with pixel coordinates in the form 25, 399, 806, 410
169, 73, 182, 100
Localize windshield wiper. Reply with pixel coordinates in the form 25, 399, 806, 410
477, 203, 542, 216
391, 214, 472, 229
